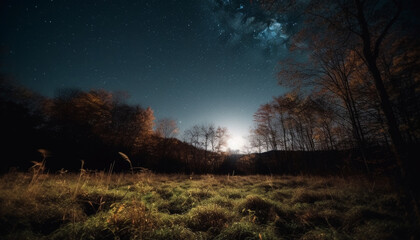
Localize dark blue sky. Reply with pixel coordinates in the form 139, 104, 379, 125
0, 0, 294, 150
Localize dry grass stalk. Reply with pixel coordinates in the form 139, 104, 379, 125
28, 149, 50, 190
119, 152, 134, 175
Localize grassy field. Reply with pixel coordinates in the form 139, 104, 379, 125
0, 171, 416, 240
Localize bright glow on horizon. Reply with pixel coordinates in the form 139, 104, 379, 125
227, 135, 245, 152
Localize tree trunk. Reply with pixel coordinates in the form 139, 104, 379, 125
354, 0, 420, 225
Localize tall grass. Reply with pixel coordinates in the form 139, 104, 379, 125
118, 152, 134, 175
28, 149, 49, 191
0, 172, 417, 240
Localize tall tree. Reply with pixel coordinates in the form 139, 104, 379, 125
254, 103, 279, 151
263, 0, 420, 223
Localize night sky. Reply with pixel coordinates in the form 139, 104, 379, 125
0, 0, 295, 151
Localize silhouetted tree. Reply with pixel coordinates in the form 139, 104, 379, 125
182, 124, 229, 173
0, 77, 46, 172
253, 104, 279, 151
262, 0, 420, 223
42, 88, 156, 170
155, 118, 179, 139
248, 129, 265, 153
214, 126, 229, 153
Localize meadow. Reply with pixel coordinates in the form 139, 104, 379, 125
0, 170, 416, 240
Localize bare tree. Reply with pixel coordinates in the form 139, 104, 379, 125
214, 126, 229, 153
254, 104, 279, 151
248, 128, 266, 153
262, 0, 420, 223
155, 118, 179, 139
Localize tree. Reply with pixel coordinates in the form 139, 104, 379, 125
378, 35, 420, 144
183, 125, 201, 148
214, 126, 229, 153
155, 118, 179, 139
132, 106, 155, 153
182, 125, 204, 172
153, 118, 180, 172
182, 124, 230, 173
253, 103, 279, 151
200, 124, 216, 153
248, 128, 266, 153
44, 88, 156, 169
0, 77, 46, 172
262, 0, 420, 223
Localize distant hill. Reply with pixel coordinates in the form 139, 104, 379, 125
228, 147, 393, 176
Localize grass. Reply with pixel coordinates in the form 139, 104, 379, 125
0, 172, 417, 239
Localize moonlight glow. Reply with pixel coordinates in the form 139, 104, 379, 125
227, 135, 245, 152
0, 0, 287, 142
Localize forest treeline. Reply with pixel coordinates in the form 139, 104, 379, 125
250, 0, 420, 155
254, 0, 420, 222
1, 0, 419, 179
0, 79, 236, 174
0, 77, 410, 177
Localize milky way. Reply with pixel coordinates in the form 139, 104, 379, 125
0, 0, 298, 151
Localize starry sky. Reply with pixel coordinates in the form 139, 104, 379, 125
0, 0, 296, 150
